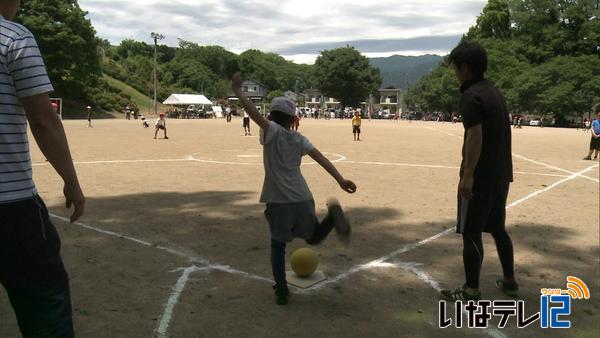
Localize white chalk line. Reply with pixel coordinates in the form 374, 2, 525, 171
512, 154, 598, 183
423, 125, 598, 183
33, 159, 189, 166
186, 152, 347, 166
32, 153, 577, 181
303, 162, 599, 292
48, 213, 272, 283
156, 266, 205, 338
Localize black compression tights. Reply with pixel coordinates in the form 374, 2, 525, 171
463, 229, 515, 289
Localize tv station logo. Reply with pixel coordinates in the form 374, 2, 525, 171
439, 276, 590, 329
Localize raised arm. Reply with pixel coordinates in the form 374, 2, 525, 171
22, 93, 85, 222
231, 73, 269, 130
308, 148, 357, 193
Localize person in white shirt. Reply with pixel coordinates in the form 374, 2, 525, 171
154, 113, 168, 139
243, 109, 251, 136
232, 73, 356, 305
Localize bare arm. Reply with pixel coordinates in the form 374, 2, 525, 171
458, 124, 482, 199
308, 148, 356, 193
22, 93, 85, 222
231, 73, 269, 130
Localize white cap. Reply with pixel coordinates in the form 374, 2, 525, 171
86, 106, 91, 109
269, 97, 296, 116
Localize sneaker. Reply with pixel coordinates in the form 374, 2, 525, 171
495, 279, 519, 298
273, 286, 290, 305
327, 199, 351, 244
583, 156, 592, 160
440, 285, 481, 301
164, 136, 169, 139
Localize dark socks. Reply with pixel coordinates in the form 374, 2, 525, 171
306, 213, 335, 245
271, 240, 287, 288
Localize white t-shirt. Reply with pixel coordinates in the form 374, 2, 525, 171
244, 111, 249, 118
259, 121, 314, 203
0, 15, 54, 203
156, 118, 166, 126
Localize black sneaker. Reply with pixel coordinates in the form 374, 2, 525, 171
583, 156, 592, 160
274, 286, 290, 305
440, 285, 481, 301
327, 199, 351, 245
495, 279, 519, 298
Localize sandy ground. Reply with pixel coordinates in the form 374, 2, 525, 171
0, 118, 598, 338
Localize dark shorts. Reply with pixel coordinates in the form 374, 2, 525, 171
156, 125, 165, 130
243, 117, 250, 128
353, 125, 361, 133
457, 182, 510, 234
590, 136, 600, 150
264, 200, 319, 243
0, 196, 73, 337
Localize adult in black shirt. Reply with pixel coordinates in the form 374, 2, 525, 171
441, 42, 518, 301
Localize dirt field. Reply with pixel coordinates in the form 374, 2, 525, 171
1, 118, 598, 338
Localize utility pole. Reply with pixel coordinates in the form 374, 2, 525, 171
151, 32, 165, 115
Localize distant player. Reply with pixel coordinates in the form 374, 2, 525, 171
293, 109, 300, 131
352, 110, 362, 141
141, 116, 149, 128
86, 105, 93, 128
243, 109, 251, 136
154, 113, 168, 139
583, 111, 600, 160
584, 118, 591, 132
232, 73, 356, 305
226, 106, 232, 123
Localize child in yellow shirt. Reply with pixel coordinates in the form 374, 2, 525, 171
352, 111, 362, 141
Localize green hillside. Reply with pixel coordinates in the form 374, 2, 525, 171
103, 75, 165, 115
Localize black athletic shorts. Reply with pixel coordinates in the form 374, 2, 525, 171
590, 136, 600, 150
0, 195, 68, 290
457, 182, 510, 234
156, 125, 165, 130
243, 117, 250, 127
353, 125, 361, 133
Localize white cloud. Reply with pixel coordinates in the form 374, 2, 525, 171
80, 0, 487, 63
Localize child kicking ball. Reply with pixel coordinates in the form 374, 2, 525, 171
232, 73, 357, 305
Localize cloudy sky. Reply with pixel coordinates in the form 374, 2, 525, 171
80, 0, 487, 64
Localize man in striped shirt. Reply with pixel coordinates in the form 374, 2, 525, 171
0, 1, 85, 337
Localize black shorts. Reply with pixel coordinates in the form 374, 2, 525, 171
243, 117, 250, 128
156, 125, 165, 130
590, 136, 600, 150
0, 196, 68, 290
457, 182, 510, 234
353, 125, 361, 133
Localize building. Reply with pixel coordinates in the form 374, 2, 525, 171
228, 78, 269, 105
303, 89, 341, 110
283, 90, 305, 103
377, 87, 404, 115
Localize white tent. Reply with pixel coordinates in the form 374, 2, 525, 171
162, 94, 212, 106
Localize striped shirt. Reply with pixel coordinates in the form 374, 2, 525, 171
0, 15, 53, 203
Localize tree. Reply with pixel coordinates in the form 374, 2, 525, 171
17, 0, 102, 99
314, 47, 381, 108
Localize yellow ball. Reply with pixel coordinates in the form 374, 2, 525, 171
290, 248, 318, 277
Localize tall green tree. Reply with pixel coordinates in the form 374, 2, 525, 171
17, 0, 101, 99
314, 47, 381, 108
